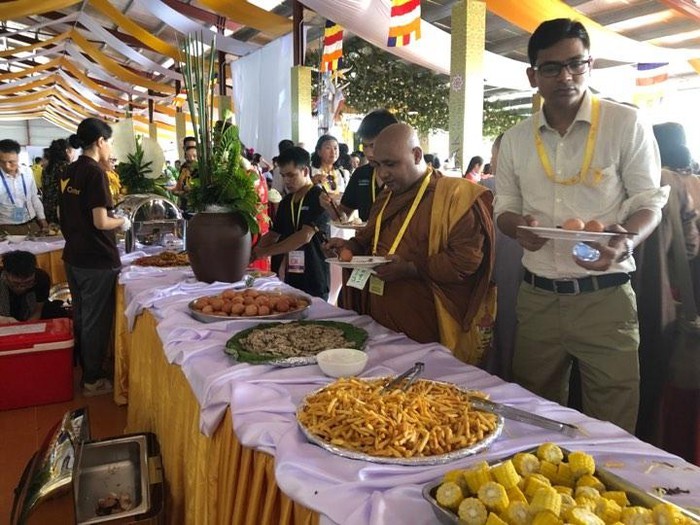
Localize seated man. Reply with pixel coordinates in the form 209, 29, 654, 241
328, 123, 495, 364
0, 250, 67, 323
251, 147, 331, 300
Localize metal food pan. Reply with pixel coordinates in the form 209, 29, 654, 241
74, 435, 149, 524
422, 447, 700, 525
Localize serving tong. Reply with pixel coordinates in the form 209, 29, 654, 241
469, 396, 579, 437
380, 362, 424, 394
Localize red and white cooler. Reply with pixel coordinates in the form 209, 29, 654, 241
0, 317, 74, 410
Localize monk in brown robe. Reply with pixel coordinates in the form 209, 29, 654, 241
328, 123, 496, 364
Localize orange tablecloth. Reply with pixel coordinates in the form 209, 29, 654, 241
35, 249, 67, 284
116, 290, 318, 525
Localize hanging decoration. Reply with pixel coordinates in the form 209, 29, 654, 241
387, 0, 421, 47
321, 20, 344, 72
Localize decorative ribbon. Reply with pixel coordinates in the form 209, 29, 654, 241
0, 73, 53, 93
195, 0, 291, 37
0, 32, 70, 58
321, 20, 344, 72
0, 12, 78, 38
388, 0, 421, 47
0, 0, 80, 20
3, 44, 67, 65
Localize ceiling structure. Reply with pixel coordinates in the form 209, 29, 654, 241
1, 0, 699, 138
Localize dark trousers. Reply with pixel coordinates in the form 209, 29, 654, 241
65, 263, 119, 384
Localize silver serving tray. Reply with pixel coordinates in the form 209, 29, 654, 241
423, 447, 700, 525
187, 294, 312, 323
296, 380, 504, 466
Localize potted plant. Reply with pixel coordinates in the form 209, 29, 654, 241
116, 136, 174, 200
180, 33, 261, 283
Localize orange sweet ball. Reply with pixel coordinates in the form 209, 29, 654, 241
339, 247, 354, 262
583, 220, 605, 232
562, 218, 585, 231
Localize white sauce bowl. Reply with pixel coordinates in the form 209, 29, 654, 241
316, 348, 368, 378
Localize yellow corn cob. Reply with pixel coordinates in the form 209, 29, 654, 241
559, 493, 577, 515
507, 485, 528, 504
459, 497, 490, 525
532, 511, 564, 525
566, 507, 606, 525
537, 443, 564, 465
524, 474, 553, 499
576, 496, 599, 512
556, 462, 574, 487
436, 481, 464, 511
505, 501, 532, 525
620, 506, 653, 525
651, 504, 682, 525
478, 481, 510, 513
575, 487, 602, 501
513, 452, 541, 476
576, 475, 606, 492
531, 487, 563, 517
595, 497, 623, 524
568, 451, 596, 478
553, 485, 573, 497
492, 460, 522, 489
602, 492, 629, 508
487, 512, 510, 525
444, 469, 469, 492
539, 461, 559, 483
465, 461, 495, 494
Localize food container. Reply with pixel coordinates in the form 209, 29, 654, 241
316, 348, 368, 377
0, 318, 74, 410
422, 446, 700, 525
7, 234, 27, 243
12, 408, 164, 524
114, 194, 183, 253
49, 282, 72, 308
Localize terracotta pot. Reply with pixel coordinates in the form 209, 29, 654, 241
186, 211, 251, 283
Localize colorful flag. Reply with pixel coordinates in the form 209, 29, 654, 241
633, 63, 668, 108
388, 0, 421, 47
321, 20, 344, 72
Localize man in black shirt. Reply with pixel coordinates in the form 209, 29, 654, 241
320, 109, 398, 222
251, 147, 331, 299
0, 250, 67, 323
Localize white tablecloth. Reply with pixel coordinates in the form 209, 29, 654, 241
118, 269, 700, 525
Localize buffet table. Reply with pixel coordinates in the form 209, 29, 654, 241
0, 237, 66, 283
115, 261, 700, 525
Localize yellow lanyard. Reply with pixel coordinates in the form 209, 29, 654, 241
534, 96, 601, 186
290, 187, 309, 230
371, 168, 377, 203
372, 169, 432, 256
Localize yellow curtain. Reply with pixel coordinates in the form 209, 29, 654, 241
0, 32, 69, 58
0, 89, 55, 104
0, 0, 80, 19
0, 58, 61, 80
60, 59, 126, 101
0, 76, 55, 93
486, 0, 700, 74
197, 0, 291, 37
89, 0, 180, 60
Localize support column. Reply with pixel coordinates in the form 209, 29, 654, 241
175, 111, 186, 160
448, 0, 486, 171
148, 95, 157, 140
291, 65, 313, 146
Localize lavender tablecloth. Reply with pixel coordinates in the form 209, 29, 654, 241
118, 267, 700, 525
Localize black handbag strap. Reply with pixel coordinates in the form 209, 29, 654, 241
666, 184, 698, 321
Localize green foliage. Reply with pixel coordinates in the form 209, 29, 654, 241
116, 136, 154, 194
180, 33, 260, 234
483, 99, 528, 139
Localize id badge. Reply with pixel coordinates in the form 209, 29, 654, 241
11, 206, 28, 223
369, 275, 385, 296
287, 250, 305, 274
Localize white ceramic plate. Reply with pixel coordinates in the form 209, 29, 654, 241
330, 220, 367, 230
518, 225, 619, 243
325, 256, 390, 269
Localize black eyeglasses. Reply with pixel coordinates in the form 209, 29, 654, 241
533, 58, 592, 78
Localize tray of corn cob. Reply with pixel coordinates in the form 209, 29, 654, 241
296, 378, 504, 465
423, 443, 700, 525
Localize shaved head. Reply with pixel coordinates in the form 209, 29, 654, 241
373, 123, 426, 194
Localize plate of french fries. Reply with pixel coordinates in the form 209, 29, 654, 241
296, 377, 503, 465
423, 443, 700, 525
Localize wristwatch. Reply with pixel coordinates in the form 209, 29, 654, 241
617, 237, 634, 262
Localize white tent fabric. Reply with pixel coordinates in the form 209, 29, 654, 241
231, 34, 293, 160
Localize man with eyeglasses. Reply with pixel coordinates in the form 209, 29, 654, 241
0, 250, 67, 324
0, 139, 49, 235
494, 18, 668, 433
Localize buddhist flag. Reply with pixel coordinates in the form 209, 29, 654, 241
633, 63, 668, 108
321, 20, 343, 72
388, 0, 421, 47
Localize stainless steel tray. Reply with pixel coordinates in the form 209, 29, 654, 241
187, 293, 311, 323
423, 447, 700, 525
296, 380, 504, 466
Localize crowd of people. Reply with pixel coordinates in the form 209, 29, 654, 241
1, 16, 697, 460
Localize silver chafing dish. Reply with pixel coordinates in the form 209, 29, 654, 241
12, 407, 164, 524
114, 194, 184, 253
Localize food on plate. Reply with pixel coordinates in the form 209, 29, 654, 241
297, 378, 499, 459
96, 492, 133, 516
583, 219, 605, 233
432, 444, 699, 525
338, 247, 354, 262
191, 288, 309, 318
561, 218, 585, 231
133, 251, 189, 267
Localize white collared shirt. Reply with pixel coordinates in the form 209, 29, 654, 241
0, 165, 45, 224
495, 90, 668, 279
